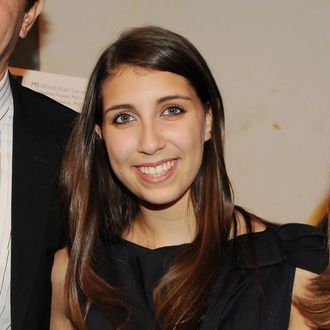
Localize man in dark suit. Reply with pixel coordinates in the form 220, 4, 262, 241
0, 1, 76, 329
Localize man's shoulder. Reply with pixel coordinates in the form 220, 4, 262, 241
10, 75, 77, 124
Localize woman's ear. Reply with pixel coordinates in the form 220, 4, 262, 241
95, 124, 102, 138
19, 0, 45, 39
204, 110, 213, 142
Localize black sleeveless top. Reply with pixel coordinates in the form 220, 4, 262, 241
86, 224, 328, 329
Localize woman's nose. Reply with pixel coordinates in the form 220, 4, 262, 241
137, 122, 166, 155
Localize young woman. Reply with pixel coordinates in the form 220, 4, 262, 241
50, 26, 328, 330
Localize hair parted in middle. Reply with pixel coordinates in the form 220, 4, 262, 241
62, 25, 252, 329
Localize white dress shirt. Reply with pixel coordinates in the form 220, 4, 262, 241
0, 70, 13, 329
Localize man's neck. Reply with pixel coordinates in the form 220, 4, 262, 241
0, 69, 9, 88
0, 64, 8, 81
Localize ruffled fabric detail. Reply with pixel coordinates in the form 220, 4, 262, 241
233, 223, 328, 273
89, 223, 328, 329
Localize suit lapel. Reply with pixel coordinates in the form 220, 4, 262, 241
10, 77, 60, 330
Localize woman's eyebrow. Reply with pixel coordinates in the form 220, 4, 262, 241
104, 103, 134, 114
157, 94, 192, 104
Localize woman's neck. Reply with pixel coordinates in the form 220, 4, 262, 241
123, 194, 196, 249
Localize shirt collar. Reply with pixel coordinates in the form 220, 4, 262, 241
0, 70, 12, 122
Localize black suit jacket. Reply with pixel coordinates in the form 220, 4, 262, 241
9, 75, 77, 330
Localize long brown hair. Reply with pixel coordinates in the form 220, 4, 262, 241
61, 26, 249, 329
297, 211, 330, 329
25, 0, 36, 11
302, 267, 330, 329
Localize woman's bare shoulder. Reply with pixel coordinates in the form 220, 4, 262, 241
50, 248, 73, 330
52, 248, 69, 283
234, 210, 267, 237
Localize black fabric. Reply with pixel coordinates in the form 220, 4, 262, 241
86, 223, 328, 330
9, 74, 77, 330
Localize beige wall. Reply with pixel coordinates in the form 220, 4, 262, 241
40, 0, 330, 224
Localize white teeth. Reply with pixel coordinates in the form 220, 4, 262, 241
156, 165, 163, 174
138, 161, 175, 177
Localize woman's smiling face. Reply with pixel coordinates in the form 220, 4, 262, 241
100, 66, 212, 208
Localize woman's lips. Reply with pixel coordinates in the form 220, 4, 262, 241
133, 159, 177, 183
